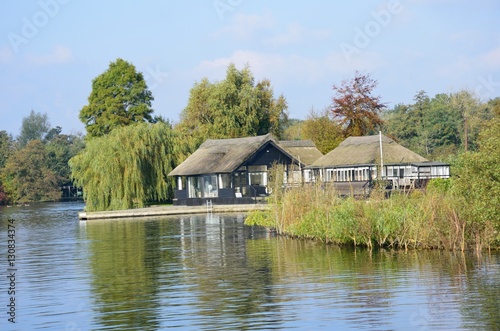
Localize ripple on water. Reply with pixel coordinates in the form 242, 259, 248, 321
1, 208, 498, 330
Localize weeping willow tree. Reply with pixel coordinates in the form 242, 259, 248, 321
69, 122, 177, 211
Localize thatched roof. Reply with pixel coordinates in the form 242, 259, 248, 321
310, 134, 428, 168
279, 140, 323, 165
169, 134, 298, 176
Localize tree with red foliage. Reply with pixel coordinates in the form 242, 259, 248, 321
330, 71, 386, 137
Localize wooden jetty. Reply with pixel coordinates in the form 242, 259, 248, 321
78, 203, 269, 220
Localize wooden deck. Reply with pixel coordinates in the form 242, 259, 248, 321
78, 204, 269, 220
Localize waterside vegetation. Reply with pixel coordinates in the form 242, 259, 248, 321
246, 111, 500, 251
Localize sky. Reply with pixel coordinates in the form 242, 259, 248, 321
1, 0, 499, 137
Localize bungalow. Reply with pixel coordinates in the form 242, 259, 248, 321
168, 134, 310, 205
309, 133, 450, 194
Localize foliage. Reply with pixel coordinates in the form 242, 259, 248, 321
245, 184, 483, 251
0, 184, 7, 204
301, 108, 344, 154
2, 140, 61, 203
384, 90, 491, 159
426, 178, 452, 194
0, 130, 15, 170
281, 109, 343, 154
45, 132, 85, 184
176, 63, 289, 151
245, 210, 275, 228
69, 122, 177, 211
487, 97, 500, 116
79, 58, 155, 138
0, 131, 10, 202
282, 118, 304, 140
452, 113, 500, 248
450, 90, 483, 152
18, 110, 50, 147
330, 71, 386, 137
1, 116, 84, 204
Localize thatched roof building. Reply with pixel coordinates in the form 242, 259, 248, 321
169, 134, 298, 177
279, 140, 323, 166
310, 134, 427, 168
168, 134, 308, 205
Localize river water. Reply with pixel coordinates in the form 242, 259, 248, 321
0, 202, 498, 330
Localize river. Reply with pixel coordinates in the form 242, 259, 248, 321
0, 202, 498, 330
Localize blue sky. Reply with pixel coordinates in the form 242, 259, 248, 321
1, 0, 499, 136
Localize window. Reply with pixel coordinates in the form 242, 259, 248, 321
326, 169, 334, 182
188, 176, 200, 198
202, 175, 218, 197
234, 171, 248, 196
219, 174, 231, 189
249, 165, 267, 186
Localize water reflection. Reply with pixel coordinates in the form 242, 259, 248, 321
178, 214, 280, 330
84, 214, 278, 330
85, 219, 164, 330
1, 204, 497, 330
83, 213, 500, 330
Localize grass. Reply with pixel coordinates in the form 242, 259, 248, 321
245, 176, 498, 252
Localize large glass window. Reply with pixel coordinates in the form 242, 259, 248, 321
249, 172, 266, 186
188, 176, 200, 198
202, 175, 218, 197
248, 165, 267, 186
219, 174, 231, 189
234, 171, 248, 196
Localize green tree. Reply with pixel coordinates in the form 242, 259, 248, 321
255, 79, 289, 139
45, 132, 85, 184
2, 140, 61, 203
79, 58, 154, 138
176, 63, 288, 150
0, 130, 15, 170
69, 122, 177, 211
0, 131, 15, 204
282, 118, 304, 141
44, 125, 62, 142
426, 93, 461, 156
18, 110, 50, 147
330, 71, 386, 137
412, 90, 432, 155
383, 91, 481, 159
453, 111, 500, 248
383, 103, 416, 142
301, 108, 343, 154
450, 90, 482, 152
487, 97, 500, 115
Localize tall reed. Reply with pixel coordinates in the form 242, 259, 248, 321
245, 168, 496, 251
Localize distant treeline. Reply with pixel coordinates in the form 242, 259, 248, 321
0, 111, 84, 204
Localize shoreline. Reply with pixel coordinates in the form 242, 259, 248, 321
78, 204, 269, 220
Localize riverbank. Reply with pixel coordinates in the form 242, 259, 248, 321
244, 181, 499, 251
78, 203, 269, 220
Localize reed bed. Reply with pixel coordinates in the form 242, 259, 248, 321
245, 167, 498, 251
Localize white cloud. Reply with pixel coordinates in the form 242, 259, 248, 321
214, 12, 331, 47
25, 45, 73, 65
214, 12, 274, 41
264, 22, 331, 46
194, 49, 388, 85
